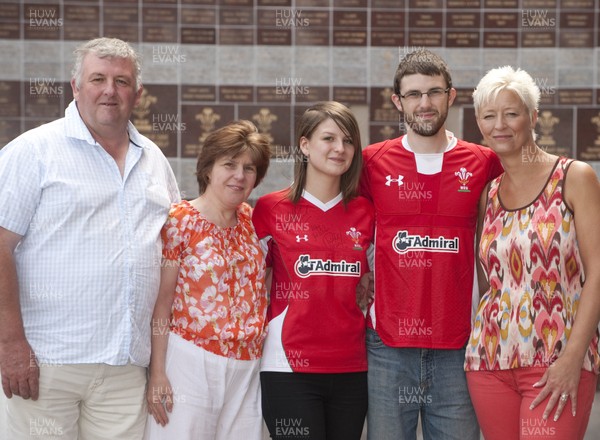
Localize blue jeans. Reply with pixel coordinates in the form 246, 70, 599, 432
366, 328, 479, 440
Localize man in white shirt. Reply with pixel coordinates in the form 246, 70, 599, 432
0, 37, 179, 439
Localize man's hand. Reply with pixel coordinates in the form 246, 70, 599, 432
0, 339, 39, 400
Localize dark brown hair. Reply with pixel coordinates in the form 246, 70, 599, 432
393, 49, 453, 95
288, 101, 362, 204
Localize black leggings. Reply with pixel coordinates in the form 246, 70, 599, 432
261, 371, 367, 440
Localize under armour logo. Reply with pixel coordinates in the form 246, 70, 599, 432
296, 235, 308, 242
385, 175, 404, 186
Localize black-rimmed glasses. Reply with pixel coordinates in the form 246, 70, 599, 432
399, 87, 450, 101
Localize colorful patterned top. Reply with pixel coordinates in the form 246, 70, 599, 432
465, 157, 599, 373
161, 200, 268, 361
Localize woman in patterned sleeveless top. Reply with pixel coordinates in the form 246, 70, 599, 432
464, 66, 600, 440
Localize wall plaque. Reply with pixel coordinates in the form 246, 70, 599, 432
0, 120, 21, 149
484, 0, 518, 6
181, 28, 216, 45
104, 6, 138, 23
181, 105, 235, 158
333, 87, 367, 104
446, 32, 479, 47
295, 28, 329, 45
143, 7, 177, 24
104, 25, 139, 42
462, 107, 485, 145
181, 0, 215, 4
132, 85, 178, 157
372, 0, 405, 7
484, 12, 518, 28
296, 0, 330, 6
220, 8, 254, 26
522, 31, 555, 47
408, 32, 443, 47
334, 0, 368, 6
25, 4, 62, 40
372, 11, 403, 28
522, 0, 556, 7
333, 30, 367, 46
64, 6, 100, 40
560, 30, 593, 47
370, 124, 400, 144
447, 13, 479, 28
181, 85, 216, 102
143, 0, 177, 4
447, 0, 481, 6
295, 86, 330, 103
300, 10, 330, 27
258, 0, 292, 5
0, 4, 19, 20
408, 12, 443, 28
182, 8, 216, 25
219, 86, 254, 102
143, 25, 177, 43
560, 12, 592, 29
558, 89, 593, 105
534, 108, 573, 157
24, 80, 64, 119
576, 108, 600, 160
371, 30, 404, 47
334, 11, 367, 27
453, 88, 475, 106
562, 0, 593, 6
409, 0, 443, 7
484, 32, 518, 47
370, 87, 398, 122
257, 86, 293, 103
258, 29, 291, 45
0, 23, 19, 39
239, 105, 291, 148
0, 81, 20, 118
219, 28, 254, 45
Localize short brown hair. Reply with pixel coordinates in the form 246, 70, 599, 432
196, 120, 271, 195
288, 101, 362, 204
393, 49, 452, 95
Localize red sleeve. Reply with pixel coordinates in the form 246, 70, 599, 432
489, 151, 504, 180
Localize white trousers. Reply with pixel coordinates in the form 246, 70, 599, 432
143, 333, 263, 440
6, 363, 147, 440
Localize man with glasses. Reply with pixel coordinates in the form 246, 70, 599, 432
359, 49, 502, 439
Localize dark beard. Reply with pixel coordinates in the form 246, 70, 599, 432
404, 112, 447, 137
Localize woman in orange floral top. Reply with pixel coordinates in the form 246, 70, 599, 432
465, 66, 600, 440
144, 120, 271, 440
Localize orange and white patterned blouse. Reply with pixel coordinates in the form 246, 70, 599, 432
161, 200, 268, 360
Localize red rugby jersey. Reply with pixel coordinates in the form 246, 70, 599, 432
360, 135, 502, 349
253, 190, 375, 373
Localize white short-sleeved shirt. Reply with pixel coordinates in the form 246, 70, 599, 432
0, 100, 180, 367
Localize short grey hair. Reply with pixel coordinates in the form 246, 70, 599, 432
71, 38, 142, 90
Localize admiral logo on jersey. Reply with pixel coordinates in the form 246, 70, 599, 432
294, 254, 361, 278
392, 230, 459, 254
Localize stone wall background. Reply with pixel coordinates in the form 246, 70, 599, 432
1, 0, 599, 198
